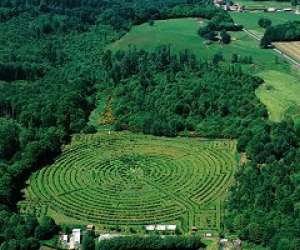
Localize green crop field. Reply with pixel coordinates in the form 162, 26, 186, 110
19, 132, 237, 232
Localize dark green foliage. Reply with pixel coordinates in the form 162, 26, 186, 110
220, 30, 231, 44
198, 13, 242, 41
82, 234, 96, 250
226, 120, 300, 248
261, 21, 300, 46
0, 213, 57, 250
0, 118, 19, 160
97, 235, 206, 250
258, 18, 272, 29
0, 63, 45, 81
34, 216, 57, 240
105, 47, 266, 138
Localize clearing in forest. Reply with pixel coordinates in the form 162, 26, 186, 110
256, 70, 300, 124
19, 132, 237, 232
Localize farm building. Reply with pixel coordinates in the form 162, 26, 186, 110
59, 228, 81, 250
267, 7, 276, 12
145, 224, 177, 231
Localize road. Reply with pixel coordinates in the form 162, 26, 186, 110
243, 28, 300, 68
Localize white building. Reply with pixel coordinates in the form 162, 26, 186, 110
166, 225, 176, 231
72, 229, 81, 244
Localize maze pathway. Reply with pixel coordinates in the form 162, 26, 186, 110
20, 132, 237, 230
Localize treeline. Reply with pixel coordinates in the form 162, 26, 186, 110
99, 3, 225, 31
226, 120, 300, 249
261, 21, 300, 47
198, 12, 243, 42
97, 235, 206, 250
1, 0, 224, 31
102, 47, 300, 249
102, 47, 267, 137
0, 63, 45, 81
0, 214, 58, 250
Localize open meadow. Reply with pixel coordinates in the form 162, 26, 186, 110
231, 12, 300, 37
108, 18, 283, 71
19, 132, 237, 232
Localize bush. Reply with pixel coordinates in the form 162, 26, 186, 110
258, 18, 272, 29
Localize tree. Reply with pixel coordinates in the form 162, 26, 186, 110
82, 235, 95, 250
0, 118, 19, 160
258, 18, 272, 29
212, 52, 224, 64
260, 35, 272, 49
34, 216, 57, 240
220, 30, 231, 44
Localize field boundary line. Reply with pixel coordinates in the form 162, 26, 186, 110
242, 28, 300, 68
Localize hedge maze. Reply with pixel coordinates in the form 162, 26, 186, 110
20, 132, 237, 231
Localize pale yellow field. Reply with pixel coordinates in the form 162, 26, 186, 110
274, 42, 300, 63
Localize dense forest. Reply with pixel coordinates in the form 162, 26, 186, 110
0, 0, 299, 249
103, 47, 266, 137
96, 235, 206, 250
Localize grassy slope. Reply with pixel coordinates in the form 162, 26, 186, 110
231, 12, 300, 123
108, 18, 283, 71
108, 17, 300, 123
232, 12, 300, 37
256, 70, 300, 123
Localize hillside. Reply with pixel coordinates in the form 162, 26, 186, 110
0, 1, 300, 250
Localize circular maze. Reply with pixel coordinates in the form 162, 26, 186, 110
25, 133, 237, 227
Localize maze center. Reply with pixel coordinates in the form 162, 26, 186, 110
21, 132, 237, 231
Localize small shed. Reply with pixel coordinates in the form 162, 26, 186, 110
166, 225, 176, 231
205, 232, 212, 237
72, 229, 81, 244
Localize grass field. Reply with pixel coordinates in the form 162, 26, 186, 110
232, 12, 300, 37
274, 41, 300, 62
108, 18, 286, 72
256, 70, 300, 123
231, 12, 300, 123
19, 132, 237, 232
108, 17, 300, 123
235, 0, 294, 9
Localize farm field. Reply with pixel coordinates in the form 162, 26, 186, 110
274, 41, 300, 63
231, 12, 300, 37
19, 132, 237, 232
